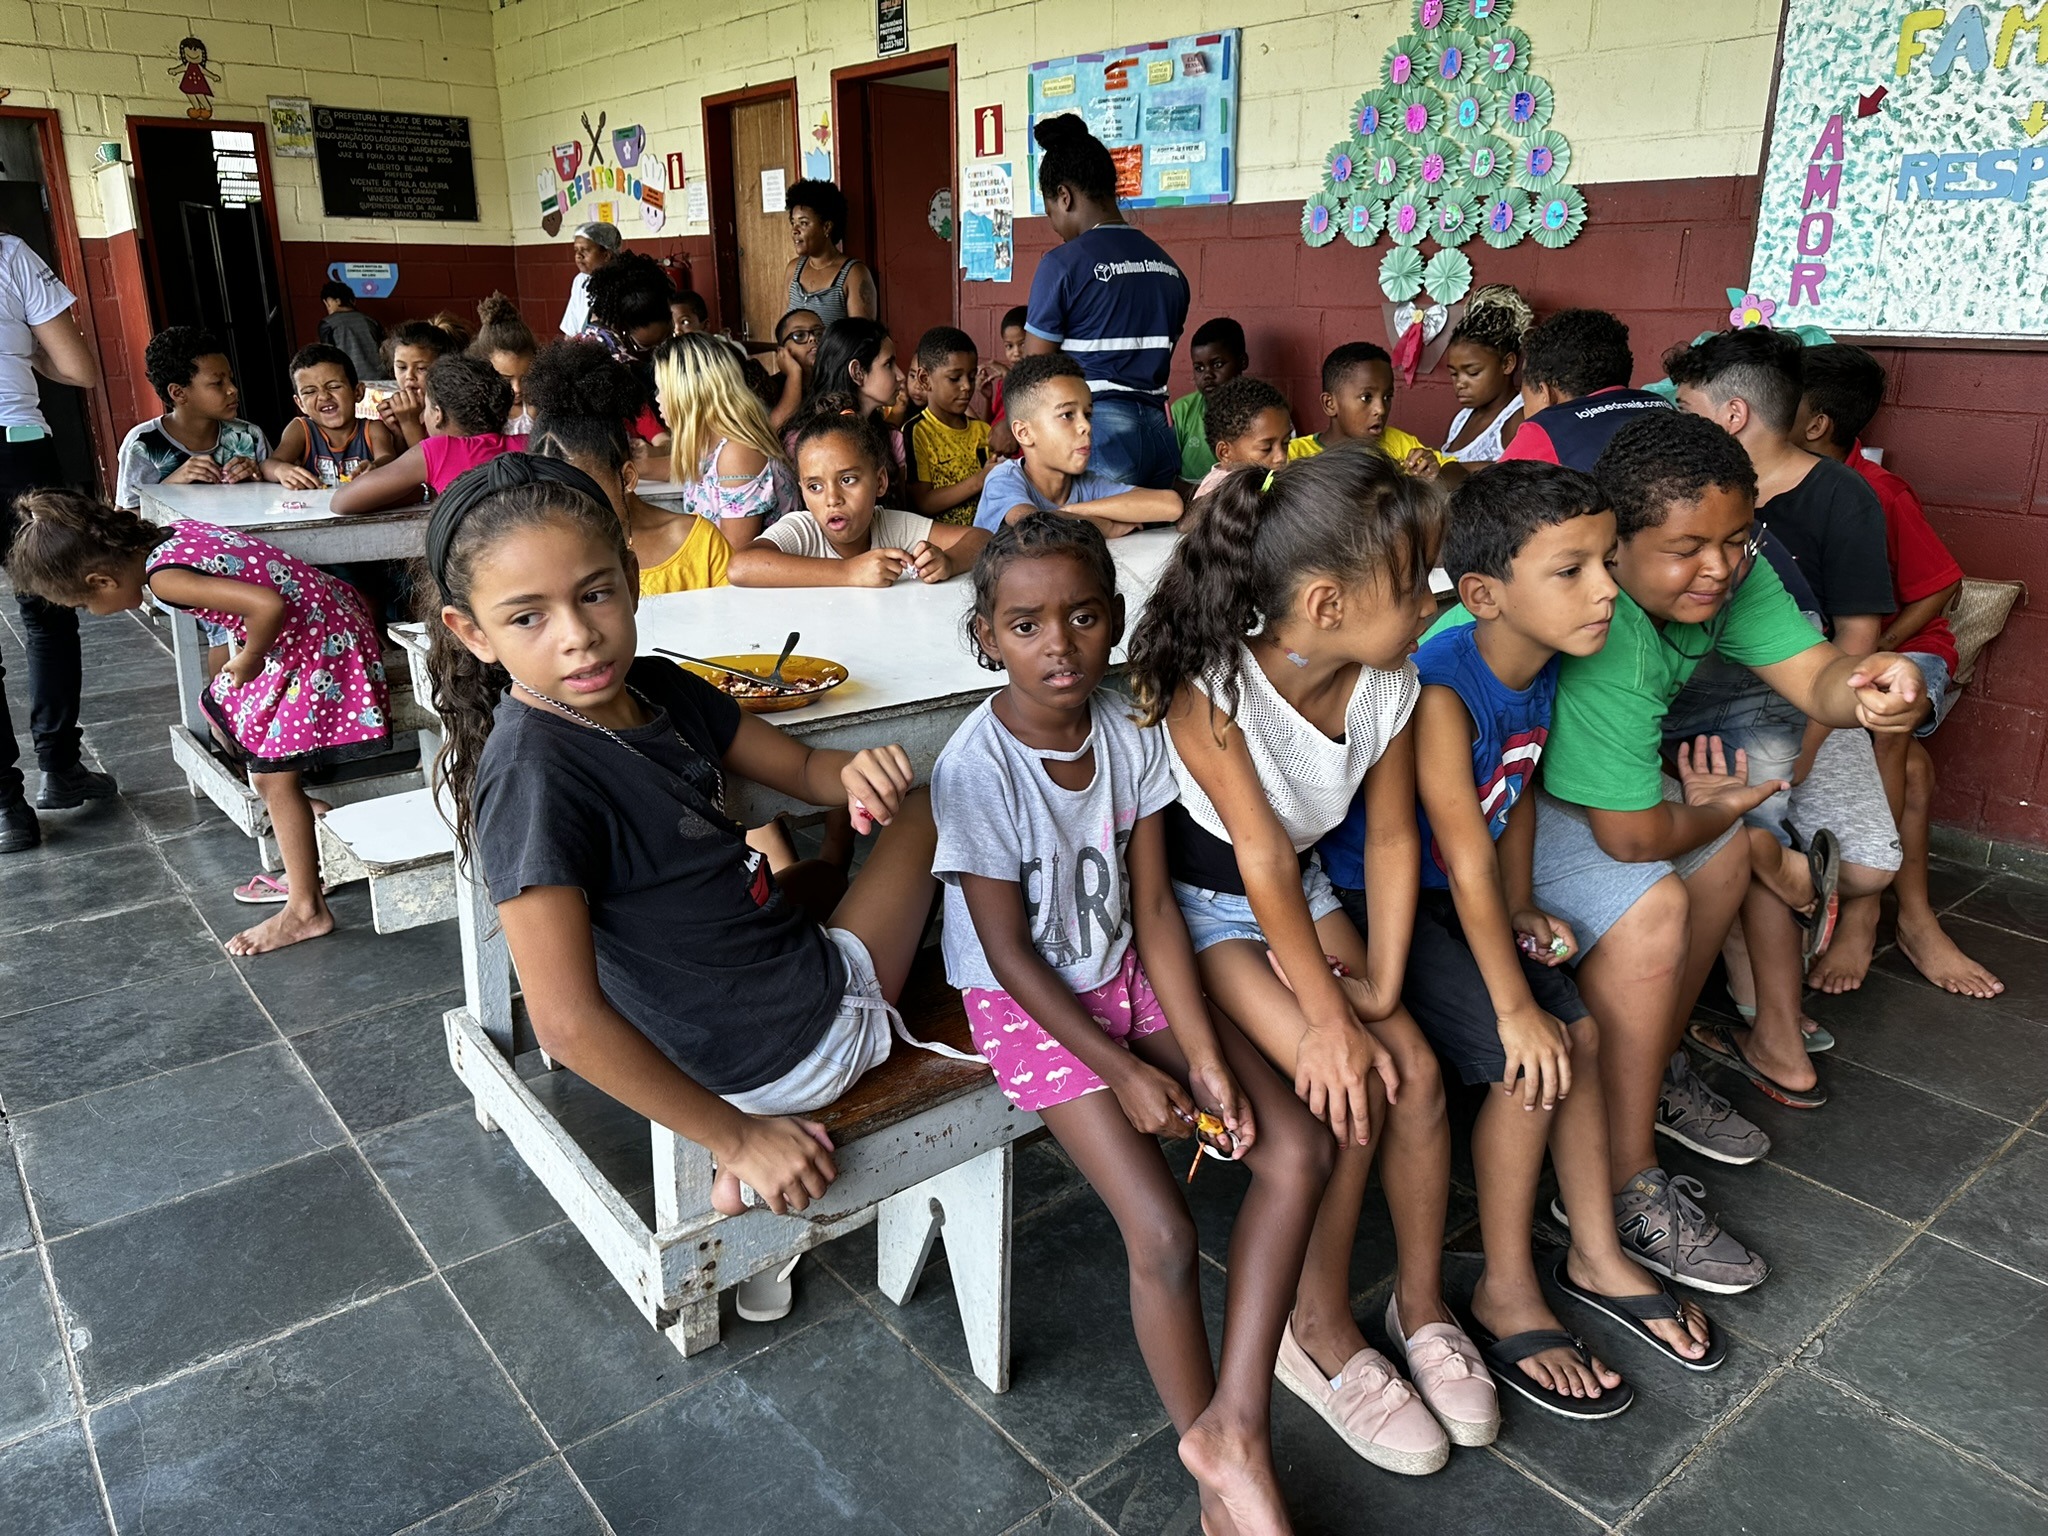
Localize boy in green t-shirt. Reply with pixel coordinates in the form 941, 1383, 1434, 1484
1535, 412, 1928, 1295
1169, 316, 1246, 482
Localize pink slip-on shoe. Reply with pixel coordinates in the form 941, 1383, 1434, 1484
1274, 1315, 1449, 1475
1386, 1296, 1501, 1447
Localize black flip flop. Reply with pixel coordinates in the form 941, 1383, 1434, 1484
1783, 823, 1841, 968
1460, 1312, 1634, 1420
1550, 1255, 1728, 1372
1688, 1019, 1828, 1109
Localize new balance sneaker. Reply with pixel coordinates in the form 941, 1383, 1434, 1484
1613, 1167, 1768, 1295
1658, 1049, 1770, 1164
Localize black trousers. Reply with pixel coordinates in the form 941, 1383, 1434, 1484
0, 435, 84, 803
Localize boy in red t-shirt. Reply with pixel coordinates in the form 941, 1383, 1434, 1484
1795, 345, 2003, 1000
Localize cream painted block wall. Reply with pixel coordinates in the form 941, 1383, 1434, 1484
491, 0, 1779, 248
9, 0, 510, 244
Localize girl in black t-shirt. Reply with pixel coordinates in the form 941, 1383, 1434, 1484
422, 453, 951, 1227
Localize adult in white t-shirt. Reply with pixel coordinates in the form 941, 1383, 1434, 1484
0, 230, 109, 850
558, 221, 620, 338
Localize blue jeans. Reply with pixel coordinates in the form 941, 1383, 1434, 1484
1087, 394, 1181, 490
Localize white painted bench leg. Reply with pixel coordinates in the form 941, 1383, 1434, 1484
878, 1142, 1013, 1393
664, 1293, 721, 1358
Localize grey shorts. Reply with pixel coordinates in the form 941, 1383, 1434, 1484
1531, 786, 1741, 955
1907, 651, 1956, 739
720, 928, 896, 1117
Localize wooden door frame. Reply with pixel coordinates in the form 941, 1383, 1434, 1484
831, 44, 959, 325
125, 115, 297, 347
0, 106, 116, 474
701, 79, 800, 340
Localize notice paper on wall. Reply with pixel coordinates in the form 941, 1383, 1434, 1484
960, 161, 1013, 282
761, 168, 786, 213
1028, 31, 1238, 212
686, 181, 710, 225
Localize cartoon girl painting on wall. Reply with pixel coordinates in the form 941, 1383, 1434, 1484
171, 38, 221, 120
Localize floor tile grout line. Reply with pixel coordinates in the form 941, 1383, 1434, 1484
379, 1452, 572, 1536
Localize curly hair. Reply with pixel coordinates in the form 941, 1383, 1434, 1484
1035, 114, 1117, 205
963, 511, 1119, 672
471, 292, 536, 361
524, 340, 643, 476
1521, 308, 1633, 398
1442, 460, 1606, 586
1595, 410, 1758, 540
1447, 283, 1533, 359
1662, 326, 1805, 435
1798, 343, 1886, 450
7, 489, 171, 604
585, 250, 675, 335
1204, 376, 1291, 451
784, 178, 849, 244
426, 354, 513, 437
1125, 445, 1445, 730
144, 325, 225, 400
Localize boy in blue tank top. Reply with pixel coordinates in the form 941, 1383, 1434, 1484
1324, 462, 1723, 1420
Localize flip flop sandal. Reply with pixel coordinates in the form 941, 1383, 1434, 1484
1736, 1004, 1835, 1053
1783, 823, 1840, 968
1550, 1255, 1727, 1372
1688, 1019, 1828, 1109
233, 873, 291, 905
1459, 1312, 1634, 1420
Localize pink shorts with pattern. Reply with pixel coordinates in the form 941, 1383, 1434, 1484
965, 947, 1171, 1112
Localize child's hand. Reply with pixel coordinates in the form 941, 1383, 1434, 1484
1496, 1006, 1573, 1111
221, 646, 265, 689
718, 1115, 837, 1215
1295, 1017, 1399, 1146
845, 547, 911, 587
1185, 1053, 1256, 1158
1846, 653, 1930, 734
273, 463, 323, 491
377, 387, 425, 439
1511, 908, 1577, 966
1676, 734, 1785, 819
1107, 1057, 1197, 1139
841, 743, 915, 831
976, 361, 1001, 397
907, 540, 955, 584
220, 456, 259, 484
166, 455, 223, 485
1402, 447, 1442, 481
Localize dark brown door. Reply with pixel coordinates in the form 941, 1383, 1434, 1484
866, 83, 953, 358
729, 99, 794, 344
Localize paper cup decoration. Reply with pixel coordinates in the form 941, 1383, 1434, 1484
1301, 196, 1340, 247
1379, 246, 1426, 302
1530, 185, 1587, 248
1299, 0, 1577, 254
1423, 247, 1475, 304
1479, 189, 1531, 248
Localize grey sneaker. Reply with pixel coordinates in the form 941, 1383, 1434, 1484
1658, 1049, 1770, 1165
1614, 1167, 1768, 1295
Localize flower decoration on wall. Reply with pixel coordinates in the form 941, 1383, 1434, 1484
1388, 193, 1430, 245
1301, 195, 1340, 246
1478, 24, 1531, 75
1415, 135, 1458, 191
1423, 246, 1475, 304
1344, 199, 1387, 246
1727, 288, 1778, 327
1479, 188, 1532, 247
1379, 245, 1426, 301
1364, 143, 1411, 199
1385, 34, 1429, 87
1445, 82, 1498, 142
1387, 86, 1442, 139
1324, 143, 1362, 201
1352, 90, 1393, 141
1463, 136, 1511, 187
1512, 129, 1573, 191
1418, 0, 1449, 28
1464, 0, 1513, 20
1431, 190, 1481, 246
1496, 71, 1554, 137
1431, 29, 1478, 85
1529, 185, 1588, 248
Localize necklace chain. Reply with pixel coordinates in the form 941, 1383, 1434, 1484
512, 677, 727, 804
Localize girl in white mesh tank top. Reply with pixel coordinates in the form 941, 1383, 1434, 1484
1128, 447, 1502, 1475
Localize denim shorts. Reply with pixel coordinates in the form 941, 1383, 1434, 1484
1087, 394, 1182, 491
1907, 651, 1956, 739
1530, 788, 1740, 954
1172, 860, 1344, 953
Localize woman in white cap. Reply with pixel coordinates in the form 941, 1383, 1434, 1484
558, 221, 621, 339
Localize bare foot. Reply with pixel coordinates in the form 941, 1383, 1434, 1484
1897, 911, 2006, 999
308, 798, 333, 818
1807, 894, 1879, 994
1180, 1411, 1292, 1536
1471, 1272, 1620, 1397
1562, 1248, 1711, 1362
225, 902, 335, 956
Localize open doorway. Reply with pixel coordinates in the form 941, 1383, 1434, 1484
0, 108, 105, 491
703, 82, 799, 347
128, 118, 294, 436
833, 46, 958, 360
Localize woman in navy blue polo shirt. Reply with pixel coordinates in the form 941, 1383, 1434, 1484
1022, 116, 1190, 491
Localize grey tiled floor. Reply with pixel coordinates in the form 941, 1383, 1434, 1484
4, 603, 2047, 1535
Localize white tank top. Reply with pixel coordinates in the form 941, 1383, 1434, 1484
1442, 395, 1526, 464
1162, 644, 1420, 851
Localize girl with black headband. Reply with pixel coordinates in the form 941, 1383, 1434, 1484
423, 453, 969, 1319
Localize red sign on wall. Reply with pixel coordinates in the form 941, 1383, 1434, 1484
973, 104, 1003, 158
666, 151, 685, 188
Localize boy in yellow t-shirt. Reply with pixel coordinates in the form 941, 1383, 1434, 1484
904, 325, 993, 526
1289, 341, 1466, 486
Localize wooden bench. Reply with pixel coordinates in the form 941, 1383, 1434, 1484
444, 856, 1036, 1392
316, 788, 457, 933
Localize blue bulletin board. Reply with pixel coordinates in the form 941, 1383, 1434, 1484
1749, 1, 2048, 340
1028, 31, 1240, 211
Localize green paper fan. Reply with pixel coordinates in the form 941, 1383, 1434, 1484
1430, 190, 1481, 248
1362, 142, 1413, 199
1461, 135, 1512, 188
1530, 184, 1587, 248
1387, 193, 1430, 246
1413, 135, 1460, 194
1423, 247, 1475, 304
1479, 24, 1532, 75
1512, 128, 1572, 191
1478, 188, 1531, 248
1430, 28, 1479, 85
1379, 245, 1426, 303
1324, 141, 1364, 201
1387, 87, 1441, 139
1416, 0, 1451, 29
1496, 71, 1554, 137
1465, 0, 1513, 24
1384, 32, 1430, 89
1301, 195, 1340, 248
1351, 89, 1395, 142
1342, 198, 1386, 247
1444, 80, 1498, 143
